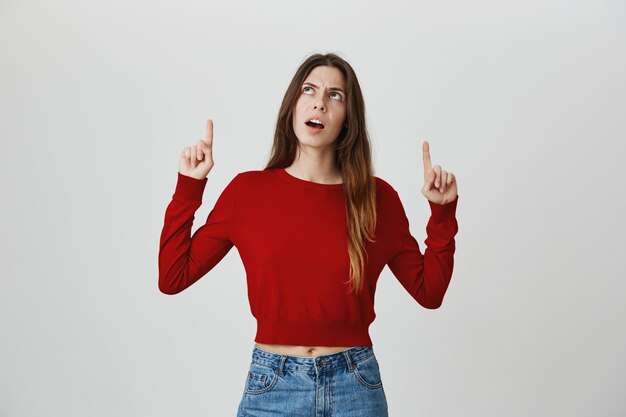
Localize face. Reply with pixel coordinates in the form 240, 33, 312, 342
292, 65, 348, 149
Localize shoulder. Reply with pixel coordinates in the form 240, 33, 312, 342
373, 175, 399, 197
227, 168, 278, 192
373, 175, 404, 210
232, 168, 273, 183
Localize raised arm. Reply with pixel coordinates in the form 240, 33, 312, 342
386, 140, 460, 308
158, 119, 237, 295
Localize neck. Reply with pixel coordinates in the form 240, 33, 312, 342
285, 154, 342, 185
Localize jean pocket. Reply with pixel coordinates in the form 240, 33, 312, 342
245, 362, 279, 395
352, 354, 383, 389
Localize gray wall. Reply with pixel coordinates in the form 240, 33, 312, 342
1, 0, 624, 416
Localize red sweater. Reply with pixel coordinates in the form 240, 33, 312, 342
159, 168, 459, 346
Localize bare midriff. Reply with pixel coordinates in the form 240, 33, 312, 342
255, 342, 355, 357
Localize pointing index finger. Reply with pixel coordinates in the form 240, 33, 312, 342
204, 119, 213, 146
422, 140, 432, 173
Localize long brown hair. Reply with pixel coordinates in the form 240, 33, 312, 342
264, 52, 377, 295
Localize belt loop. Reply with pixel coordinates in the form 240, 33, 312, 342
278, 355, 287, 377
342, 349, 356, 372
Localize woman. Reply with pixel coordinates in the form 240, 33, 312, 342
159, 52, 459, 416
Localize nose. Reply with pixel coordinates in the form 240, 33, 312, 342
313, 97, 326, 112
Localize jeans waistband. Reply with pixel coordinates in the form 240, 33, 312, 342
250, 345, 375, 375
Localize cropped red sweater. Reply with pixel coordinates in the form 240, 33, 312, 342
158, 168, 459, 346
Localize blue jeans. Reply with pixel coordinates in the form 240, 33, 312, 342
236, 344, 389, 417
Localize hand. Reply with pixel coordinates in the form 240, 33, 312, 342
178, 119, 215, 180
421, 140, 458, 205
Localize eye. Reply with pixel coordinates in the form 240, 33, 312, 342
330, 91, 343, 101
302, 86, 343, 101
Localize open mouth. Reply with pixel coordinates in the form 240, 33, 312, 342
305, 120, 324, 130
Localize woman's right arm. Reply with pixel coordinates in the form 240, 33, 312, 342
158, 118, 237, 294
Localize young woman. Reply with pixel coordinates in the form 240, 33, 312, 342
159, 52, 459, 416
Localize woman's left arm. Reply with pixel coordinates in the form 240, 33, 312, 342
386, 140, 459, 309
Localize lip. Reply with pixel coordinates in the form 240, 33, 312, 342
305, 115, 325, 127
305, 123, 325, 133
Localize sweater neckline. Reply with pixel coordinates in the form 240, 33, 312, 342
276, 168, 345, 190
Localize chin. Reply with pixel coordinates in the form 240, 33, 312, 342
295, 133, 338, 149
297, 138, 335, 149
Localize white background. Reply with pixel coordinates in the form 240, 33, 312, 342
1, 0, 624, 416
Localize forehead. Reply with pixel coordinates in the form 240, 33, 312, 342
304, 65, 345, 88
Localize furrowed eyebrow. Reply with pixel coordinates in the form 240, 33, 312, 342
303, 82, 345, 94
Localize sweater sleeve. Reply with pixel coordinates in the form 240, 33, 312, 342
158, 172, 238, 295
386, 191, 459, 309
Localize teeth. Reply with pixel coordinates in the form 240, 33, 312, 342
308, 118, 323, 125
